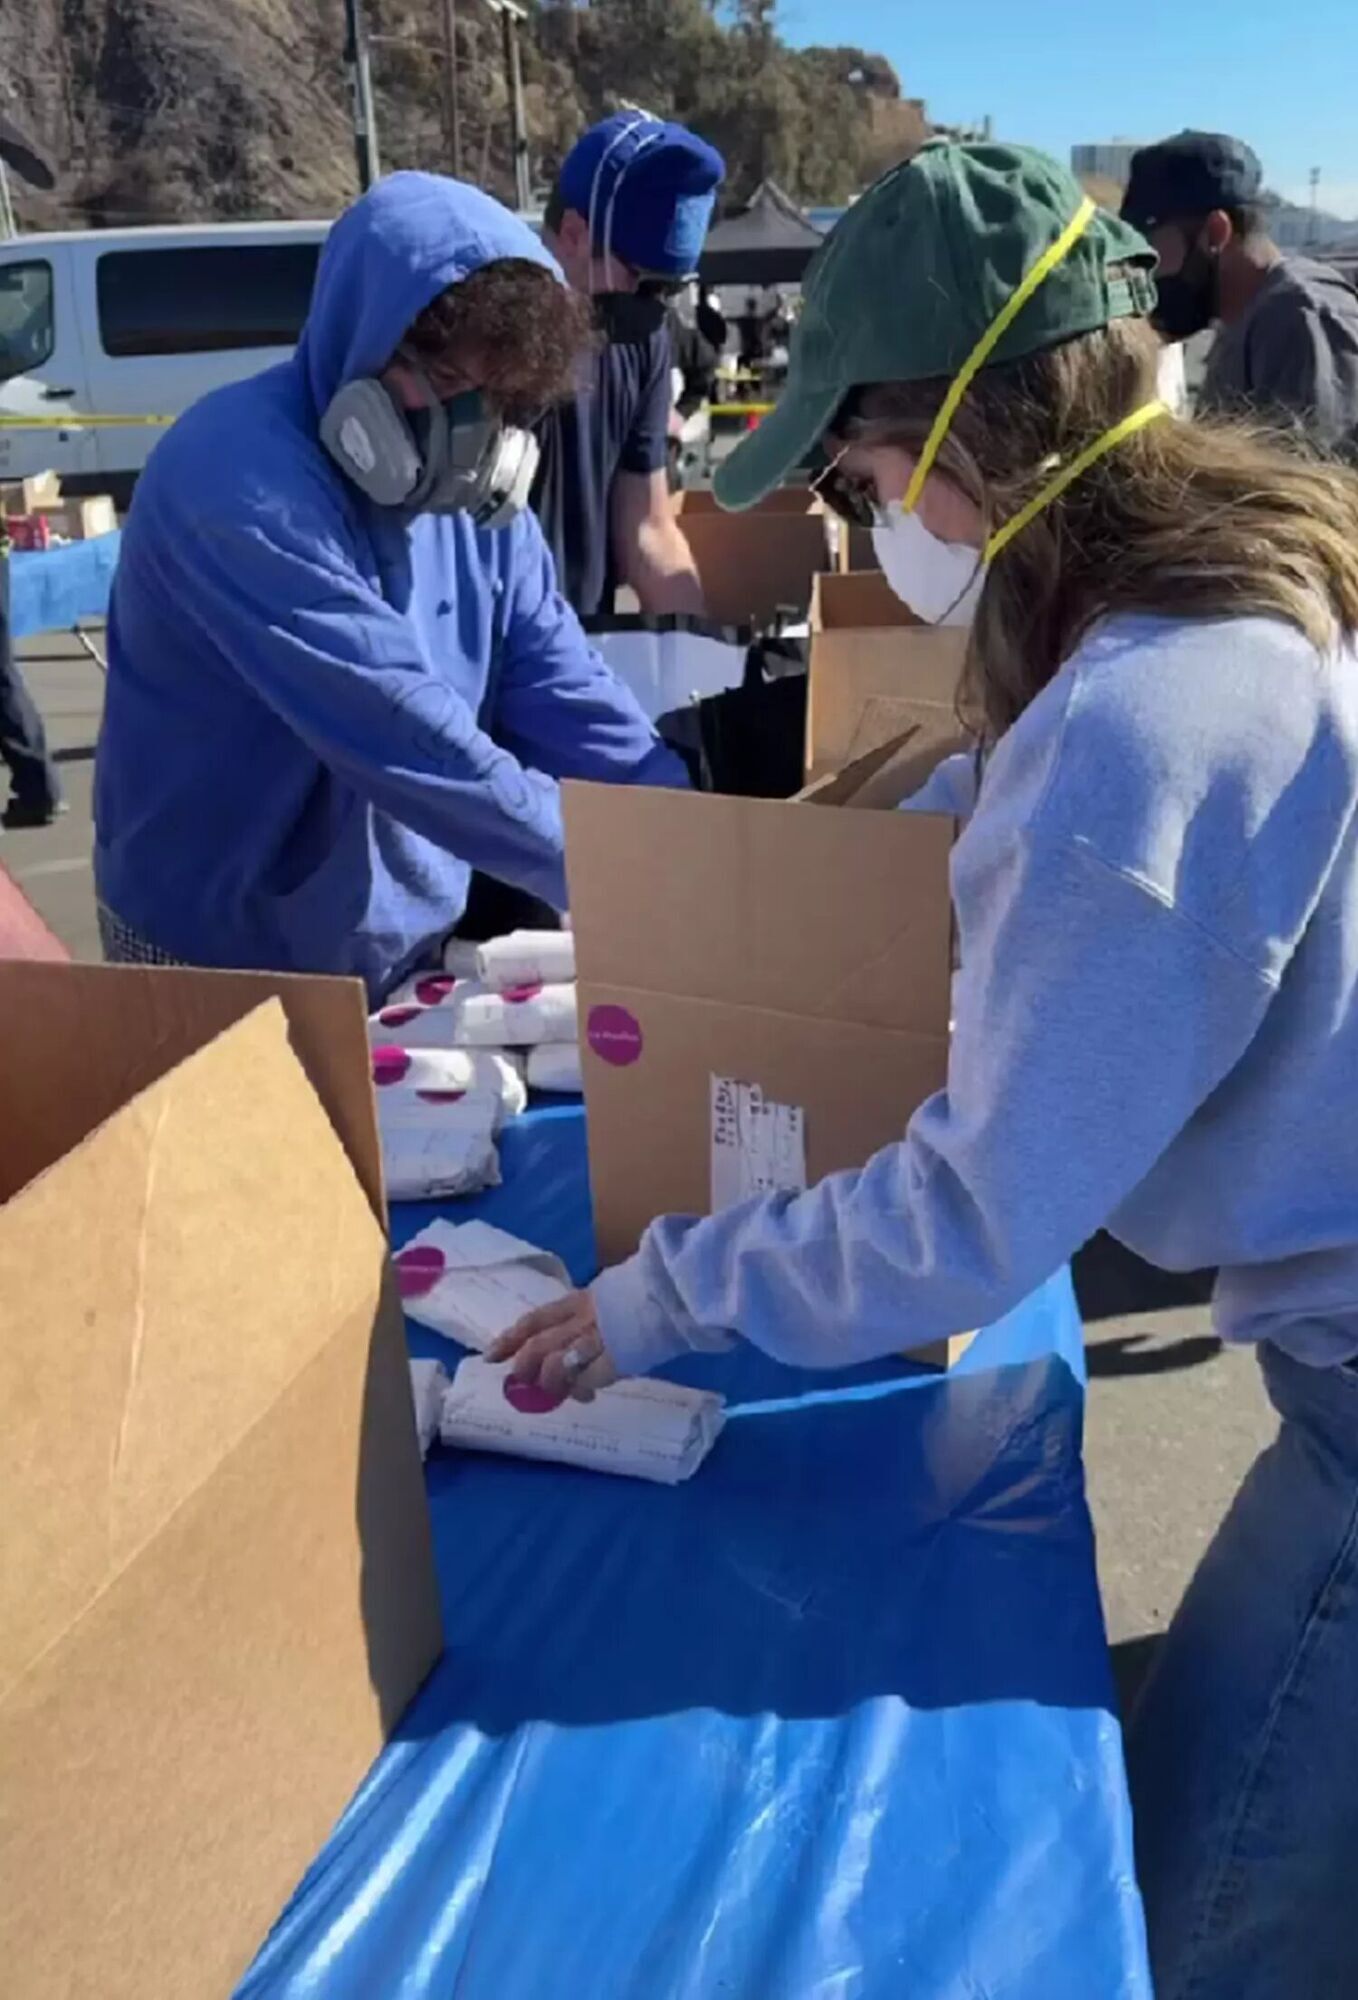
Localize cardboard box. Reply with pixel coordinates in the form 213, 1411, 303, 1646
0, 961, 443, 2000
564, 721, 971, 1365
806, 569, 968, 779
0, 860, 68, 962
674, 486, 830, 628
35, 492, 118, 540
0, 469, 61, 512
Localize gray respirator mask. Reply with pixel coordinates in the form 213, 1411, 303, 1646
319, 367, 540, 526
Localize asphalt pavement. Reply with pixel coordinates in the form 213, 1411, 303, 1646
6, 628, 1276, 1715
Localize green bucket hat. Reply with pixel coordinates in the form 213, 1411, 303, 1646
714, 140, 1157, 511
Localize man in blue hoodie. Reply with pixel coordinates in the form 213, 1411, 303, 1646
94, 174, 685, 998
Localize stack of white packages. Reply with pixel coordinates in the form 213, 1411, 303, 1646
368, 931, 585, 1200
371, 1046, 527, 1201
399, 1222, 725, 1485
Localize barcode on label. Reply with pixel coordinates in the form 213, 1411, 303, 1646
710, 1076, 807, 1211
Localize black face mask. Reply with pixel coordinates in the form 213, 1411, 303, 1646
593, 290, 668, 343
1151, 237, 1219, 342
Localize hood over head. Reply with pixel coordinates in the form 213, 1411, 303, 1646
296, 171, 561, 413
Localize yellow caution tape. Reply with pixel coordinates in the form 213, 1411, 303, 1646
0, 411, 173, 428
708, 401, 775, 418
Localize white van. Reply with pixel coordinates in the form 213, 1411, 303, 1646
0, 220, 330, 502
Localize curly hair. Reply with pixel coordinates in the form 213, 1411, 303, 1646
402, 259, 597, 420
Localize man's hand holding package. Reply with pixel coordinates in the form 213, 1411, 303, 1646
489, 1291, 620, 1404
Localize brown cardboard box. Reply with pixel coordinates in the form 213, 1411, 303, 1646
0, 961, 443, 2000
0, 470, 61, 512
0, 861, 68, 962
564, 719, 971, 1364
674, 486, 830, 627
806, 570, 968, 779
35, 493, 118, 540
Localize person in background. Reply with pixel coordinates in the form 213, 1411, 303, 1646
495, 141, 1358, 2000
0, 522, 64, 831
536, 112, 724, 619
1123, 129, 1358, 454
95, 174, 684, 996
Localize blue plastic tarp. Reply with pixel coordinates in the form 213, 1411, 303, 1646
10, 531, 121, 639
240, 1105, 1150, 1999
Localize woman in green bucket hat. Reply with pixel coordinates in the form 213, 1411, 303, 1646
495, 142, 1358, 1999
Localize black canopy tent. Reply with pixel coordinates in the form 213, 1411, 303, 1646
699, 181, 827, 288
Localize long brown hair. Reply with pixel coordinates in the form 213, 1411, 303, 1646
838, 314, 1358, 742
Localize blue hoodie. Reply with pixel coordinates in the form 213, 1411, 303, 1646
95, 174, 684, 997
593, 613, 1358, 1372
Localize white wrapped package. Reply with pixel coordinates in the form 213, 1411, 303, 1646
475, 929, 576, 990
370, 1043, 527, 1126
452, 980, 578, 1048
394, 1219, 574, 1349
440, 1357, 726, 1485
441, 937, 484, 978
408, 1359, 451, 1460
370, 971, 479, 1048
379, 1098, 501, 1201
526, 1041, 583, 1094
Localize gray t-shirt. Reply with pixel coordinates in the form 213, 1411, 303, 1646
1202, 255, 1358, 456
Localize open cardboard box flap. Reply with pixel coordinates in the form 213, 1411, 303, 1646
0, 961, 442, 2000
806, 569, 968, 780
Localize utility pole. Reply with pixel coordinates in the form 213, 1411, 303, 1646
488, 0, 530, 211
342, 0, 382, 192
440, 0, 463, 179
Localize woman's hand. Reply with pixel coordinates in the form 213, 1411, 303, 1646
487, 1291, 620, 1405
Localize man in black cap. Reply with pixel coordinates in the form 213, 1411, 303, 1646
1123, 130, 1358, 456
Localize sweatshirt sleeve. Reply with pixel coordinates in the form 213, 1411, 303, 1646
592, 829, 1278, 1377
492, 514, 689, 789
177, 503, 571, 908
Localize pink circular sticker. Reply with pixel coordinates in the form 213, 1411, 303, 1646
378, 1005, 421, 1027
501, 981, 544, 1004
413, 974, 457, 1006
394, 1244, 445, 1299
587, 1003, 643, 1067
504, 1376, 565, 1415
371, 1045, 411, 1086
417, 1088, 466, 1105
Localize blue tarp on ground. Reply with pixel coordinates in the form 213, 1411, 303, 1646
10, 531, 121, 639
239, 1103, 1149, 2000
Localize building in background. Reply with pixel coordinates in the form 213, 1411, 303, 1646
1071, 141, 1143, 190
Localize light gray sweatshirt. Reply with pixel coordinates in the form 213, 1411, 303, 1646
594, 612, 1358, 1376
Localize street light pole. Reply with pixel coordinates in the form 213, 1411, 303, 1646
343, 0, 382, 191
440, 0, 463, 179
487, 0, 530, 212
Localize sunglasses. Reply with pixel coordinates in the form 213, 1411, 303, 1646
809, 451, 882, 531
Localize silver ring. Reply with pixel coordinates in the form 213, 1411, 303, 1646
561, 1342, 592, 1382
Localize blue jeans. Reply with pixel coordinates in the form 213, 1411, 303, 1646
1126, 1342, 1358, 1999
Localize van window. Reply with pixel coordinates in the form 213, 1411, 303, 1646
96, 242, 321, 358
0, 260, 55, 381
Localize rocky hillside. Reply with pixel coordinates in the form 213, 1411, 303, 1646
1, 0, 923, 231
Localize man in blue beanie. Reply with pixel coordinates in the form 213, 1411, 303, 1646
536, 111, 725, 618
94, 174, 685, 998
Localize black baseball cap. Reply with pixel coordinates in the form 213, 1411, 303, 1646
1121, 131, 1263, 233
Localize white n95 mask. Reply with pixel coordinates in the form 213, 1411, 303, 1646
871, 506, 985, 628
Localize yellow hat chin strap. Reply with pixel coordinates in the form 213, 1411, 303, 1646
903, 195, 1098, 515
983, 397, 1169, 564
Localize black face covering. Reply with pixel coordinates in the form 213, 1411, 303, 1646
1151, 236, 1219, 342
593, 290, 668, 343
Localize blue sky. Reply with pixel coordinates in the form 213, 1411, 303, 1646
781, 1, 1358, 217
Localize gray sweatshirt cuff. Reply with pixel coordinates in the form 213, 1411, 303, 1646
591, 1255, 692, 1378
